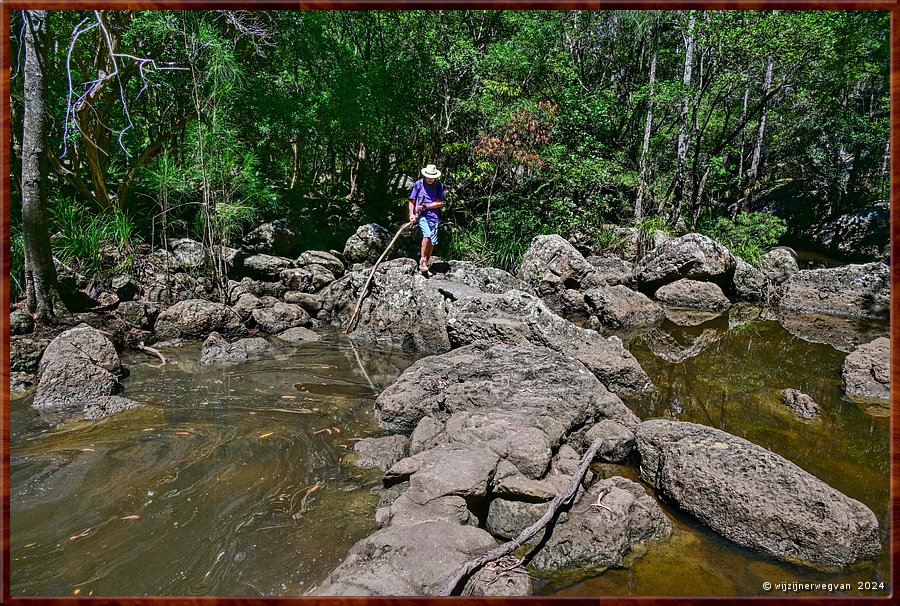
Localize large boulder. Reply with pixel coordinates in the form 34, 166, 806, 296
376, 340, 638, 446
250, 300, 310, 334
584, 285, 665, 328
585, 254, 636, 288
733, 249, 801, 304
309, 521, 503, 596
527, 477, 672, 574
33, 325, 126, 412
297, 250, 345, 275
779, 262, 889, 320
155, 299, 246, 340
655, 279, 731, 311
232, 253, 295, 281
320, 259, 451, 355
243, 218, 298, 256
200, 332, 273, 364
635, 233, 736, 294
440, 260, 533, 295
348, 435, 410, 472
635, 420, 881, 570
167, 237, 205, 271
343, 223, 392, 267
446, 290, 652, 396
816, 203, 889, 261
842, 337, 890, 414
518, 235, 605, 320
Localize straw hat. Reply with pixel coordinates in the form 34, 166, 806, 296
421, 164, 442, 179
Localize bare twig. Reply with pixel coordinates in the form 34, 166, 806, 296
438, 437, 604, 596
136, 341, 167, 365
344, 222, 413, 334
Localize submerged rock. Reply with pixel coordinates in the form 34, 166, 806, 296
775, 310, 886, 353
842, 337, 890, 415
781, 388, 820, 420
779, 262, 889, 320
635, 420, 881, 570
200, 332, 273, 364
83, 396, 142, 421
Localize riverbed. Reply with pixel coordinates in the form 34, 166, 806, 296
9, 317, 890, 596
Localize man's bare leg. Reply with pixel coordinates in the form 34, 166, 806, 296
420, 238, 429, 271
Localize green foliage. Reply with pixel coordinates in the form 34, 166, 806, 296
49, 199, 137, 274
700, 212, 788, 266
10, 222, 25, 298
634, 215, 670, 236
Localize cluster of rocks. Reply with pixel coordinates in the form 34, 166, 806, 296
306, 228, 885, 595
9, 221, 397, 415
8, 219, 888, 594
514, 232, 889, 416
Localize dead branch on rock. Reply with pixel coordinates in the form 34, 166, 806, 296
344, 222, 413, 334
136, 341, 167, 366
439, 437, 604, 596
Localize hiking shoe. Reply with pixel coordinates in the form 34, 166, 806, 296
419, 258, 428, 273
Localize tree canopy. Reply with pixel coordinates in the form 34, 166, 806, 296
9, 9, 888, 289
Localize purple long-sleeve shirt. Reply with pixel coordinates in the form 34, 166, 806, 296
409, 179, 443, 222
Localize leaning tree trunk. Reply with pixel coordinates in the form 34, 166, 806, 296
21, 9, 61, 322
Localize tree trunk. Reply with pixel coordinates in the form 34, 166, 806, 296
634, 17, 658, 223
747, 55, 774, 191
21, 9, 62, 322
663, 11, 696, 221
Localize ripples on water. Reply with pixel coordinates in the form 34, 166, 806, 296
10, 332, 416, 596
10, 318, 891, 597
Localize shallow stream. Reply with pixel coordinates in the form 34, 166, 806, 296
10, 317, 890, 597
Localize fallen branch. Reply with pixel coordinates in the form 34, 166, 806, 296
344, 222, 413, 334
136, 341, 167, 365
439, 437, 604, 596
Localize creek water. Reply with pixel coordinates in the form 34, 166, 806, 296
9, 317, 890, 597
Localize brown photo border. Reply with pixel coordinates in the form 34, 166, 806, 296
0, 0, 896, 604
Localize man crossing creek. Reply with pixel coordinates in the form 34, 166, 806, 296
409, 163, 444, 275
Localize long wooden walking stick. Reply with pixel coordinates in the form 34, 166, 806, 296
438, 438, 605, 596
344, 222, 414, 334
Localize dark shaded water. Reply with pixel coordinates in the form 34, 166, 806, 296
10, 317, 890, 597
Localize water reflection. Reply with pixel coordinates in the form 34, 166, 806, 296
10, 331, 414, 596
